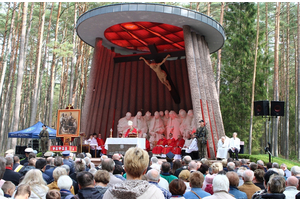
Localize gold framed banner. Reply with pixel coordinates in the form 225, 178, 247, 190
57, 109, 81, 137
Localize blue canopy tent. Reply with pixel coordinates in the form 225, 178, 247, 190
8, 121, 56, 139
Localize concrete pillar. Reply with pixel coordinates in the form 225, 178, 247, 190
183, 25, 215, 158
192, 32, 216, 158
198, 36, 225, 138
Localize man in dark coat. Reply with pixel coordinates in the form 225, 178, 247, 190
20, 148, 33, 165
39, 125, 49, 153
2, 157, 22, 186
76, 171, 103, 199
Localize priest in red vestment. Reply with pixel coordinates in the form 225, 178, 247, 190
171, 134, 185, 156
152, 134, 167, 155
162, 133, 176, 155
96, 133, 107, 155
124, 120, 137, 138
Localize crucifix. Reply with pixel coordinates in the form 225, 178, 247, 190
114, 44, 184, 104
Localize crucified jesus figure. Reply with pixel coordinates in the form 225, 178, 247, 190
140, 54, 172, 91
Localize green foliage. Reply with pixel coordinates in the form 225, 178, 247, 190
220, 3, 269, 153
249, 154, 300, 170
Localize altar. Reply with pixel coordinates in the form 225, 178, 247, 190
105, 138, 146, 155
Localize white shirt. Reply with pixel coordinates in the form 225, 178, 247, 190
284, 186, 299, 199
186, 138, 198, 153
89, 138, 99, 150
229, 137, 240, 151
182, 139, 193, 150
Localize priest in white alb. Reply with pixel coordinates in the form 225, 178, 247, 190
228, 132, 240, 160
216, 136, 229, 159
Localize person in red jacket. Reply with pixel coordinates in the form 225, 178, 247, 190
152, 134, 167, 155
171, 134, 185, 157
96, 133, 107, 155
162, 133, 176, 156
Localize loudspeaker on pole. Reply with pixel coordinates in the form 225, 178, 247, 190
254, 101, 269, 116
271, 101, 285, 116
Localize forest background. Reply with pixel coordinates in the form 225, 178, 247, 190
0, 2, 299, 160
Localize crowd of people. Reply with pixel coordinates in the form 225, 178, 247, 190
0, 146, 300, 199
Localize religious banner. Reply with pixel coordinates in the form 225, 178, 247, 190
56, 109, 81, 137
50, 145, 77, 152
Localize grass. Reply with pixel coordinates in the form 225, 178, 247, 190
237, 154, 300, 170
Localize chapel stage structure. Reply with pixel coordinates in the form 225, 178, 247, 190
76, 3, 226, 158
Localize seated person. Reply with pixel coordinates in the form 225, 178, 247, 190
152, 134, 167, 155
171, 134, 185, 159
217, 136, 229, 159
1, 181, 15, 198
124, 121, 137, 138
228, 132, 240, 160
161, 133, 176, 157
14, 184, 31, 199
96, 133, 107, 155
185, 134, 199, 160
181, 133, 193, 157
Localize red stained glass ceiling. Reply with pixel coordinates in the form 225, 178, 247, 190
104, 21, 185, 52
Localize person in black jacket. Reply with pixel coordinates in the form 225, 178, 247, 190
76, 171, 103, 199
2, 157, 22, 186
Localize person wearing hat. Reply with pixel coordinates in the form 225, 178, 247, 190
62, 151, 75, 174
195, 120, 208, 160
124, 120, 137, 138
20, 148, 33, 165
39, 125, 49, 153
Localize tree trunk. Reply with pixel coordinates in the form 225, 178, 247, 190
37, 3, 54, 119
196, 2, 200, 12
12, 2, 28, 149
273, 2, 280, 157
285, 2, 290, 159
48, 2, 61, 128
69, 2, 77, 104
0, 3, 10, 74
0, 2, 17, 104
216, 2, 224, 98
297, 2, 300, 161
207, 2, 211, 16
249, 3, 260, 155
295, 35, 298, 156
265, 2, 269, 148
30, 2, 46, 126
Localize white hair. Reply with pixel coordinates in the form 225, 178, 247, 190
212, 175, 229, 192
291, 166, 300, 176
257, 160, 264, 166
243, 170, 254, 182
150, 163, 161, 173
57, 175, 73, 190
237, 167, 246, 177
84, 157, 91, 165
85, 153, 92, 158
146, 169, 160, 182
61, 164, 70, 174
89, 168, 97, 175
53, 167, 67, 181
151, 157, 158, 164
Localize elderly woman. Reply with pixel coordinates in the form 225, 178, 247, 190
70, 158, 86, 182
169, 179, 186, 199
94, 170, 110, 195
103, 147, 164, 199
57, 175, 74, 199
47, 167, 75, 195
18, 169, 49, 199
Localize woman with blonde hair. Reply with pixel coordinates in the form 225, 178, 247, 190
18, 169, 49, 199
103, 147, 164, 199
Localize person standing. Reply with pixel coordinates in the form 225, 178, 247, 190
195, 120, 208, 160
228, 132, 240, 160
39, 125, 49, 153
